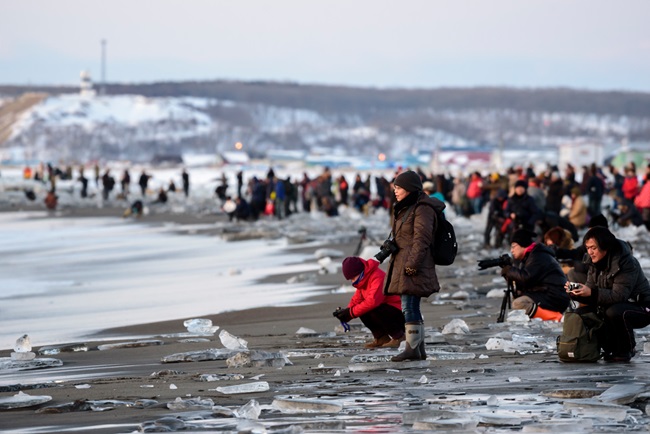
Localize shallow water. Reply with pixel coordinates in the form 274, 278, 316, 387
0, 212, 323, 350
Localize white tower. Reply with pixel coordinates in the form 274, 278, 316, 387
80, 70, 96, 97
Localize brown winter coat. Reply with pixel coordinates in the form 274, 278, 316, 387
384, 192, 444, 298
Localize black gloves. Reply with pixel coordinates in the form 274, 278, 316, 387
333, 307, 353, 323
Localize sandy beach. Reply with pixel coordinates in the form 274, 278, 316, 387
2, 206, 650, 433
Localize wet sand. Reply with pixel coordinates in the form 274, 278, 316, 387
1, 207, 650, 433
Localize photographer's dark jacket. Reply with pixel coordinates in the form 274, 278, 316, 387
384, 191, 445, 298
505, 192, 541, 230
581, 239, 650, 307
502, 243, 570, 312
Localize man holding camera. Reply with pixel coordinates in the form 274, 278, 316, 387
500, 228, 570, 321
333, 256, 405, 348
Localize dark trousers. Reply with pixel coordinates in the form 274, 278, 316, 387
580, 303, 650, 356
359, 304, 405, 340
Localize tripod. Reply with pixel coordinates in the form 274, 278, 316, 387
497, 279, 516, 323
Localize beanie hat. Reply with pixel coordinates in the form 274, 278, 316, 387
514, 179, 527, 189
511, 229, 537, 247
394, 170, 423, 193
342, 257, 365, 280
588, 213, 608, 228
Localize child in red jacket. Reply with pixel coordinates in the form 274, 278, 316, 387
334, 256, 405, 348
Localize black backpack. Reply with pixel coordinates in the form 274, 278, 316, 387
431, 210, 457, 266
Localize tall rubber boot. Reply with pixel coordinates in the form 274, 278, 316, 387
531, 306, 563, 321
418, 323, 427, 360
391, 322, 422, 362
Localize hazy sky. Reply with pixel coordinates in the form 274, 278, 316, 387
2, 0, 649, 91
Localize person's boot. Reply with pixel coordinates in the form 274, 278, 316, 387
382, 334, 405, 348
531, 306, 563, 321
365, 335, 391, 348
391, 322, 422, 362
418, 323, 427, 360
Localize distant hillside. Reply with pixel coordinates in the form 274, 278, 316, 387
1, 81, 650, 117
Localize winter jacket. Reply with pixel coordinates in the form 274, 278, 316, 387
622, 176, 639, 200
348, 258, 401, 318
501, 243, 570, 312
505, 192, 541, 230
384, 192, 445, 298
583, 240, 650, 307
568, 195, 588, 228
634, 182, 650, 209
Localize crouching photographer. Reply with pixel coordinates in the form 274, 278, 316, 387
495, 228, 570, 321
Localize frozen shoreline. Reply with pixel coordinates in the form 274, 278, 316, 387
0, 211, 333, 351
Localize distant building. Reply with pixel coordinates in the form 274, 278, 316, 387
558, 141, 604, 170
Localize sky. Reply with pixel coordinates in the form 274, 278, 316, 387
1, 0, 649, 92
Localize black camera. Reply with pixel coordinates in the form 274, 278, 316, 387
477, 254, 512, 270
374, 238, 398, 263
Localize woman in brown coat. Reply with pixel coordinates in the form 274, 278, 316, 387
383, 170, 445, 362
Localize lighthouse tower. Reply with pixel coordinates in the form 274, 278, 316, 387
80, 70, 96, 97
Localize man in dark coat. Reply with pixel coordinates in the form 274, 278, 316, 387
567, 226, 650, 362
501, 228, 570, 320
504, 179, 542, 242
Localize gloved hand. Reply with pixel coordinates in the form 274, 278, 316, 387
333, 307, 353, 323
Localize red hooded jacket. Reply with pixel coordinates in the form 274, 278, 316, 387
348, 258, 401, 318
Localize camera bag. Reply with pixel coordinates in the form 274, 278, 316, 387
556, 309, 603, 362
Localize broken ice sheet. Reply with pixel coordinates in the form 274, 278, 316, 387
441, 318, 470, 335
597, 383, 647, 404
183, 318, 219, 335
235, 399, 261, 419
0, 391, 52, 410
38, 343, 88, 355
226, 350, 292, 368
0, 357, 63, 371
271, 397, 343, 414
167, 396, 214, 410
563, 399, 630, 422
161, 348, 237, 363
213, 381, 270, 394
219, 329, 248, 350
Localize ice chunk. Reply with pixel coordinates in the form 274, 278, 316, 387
441, 318, 470, 335
213, 381, 270, 394
563, 399, 629, 422
476, 412, 522, 426
271, 397, 343, 414
167, 396, 214, 410
506, 309, 530, 323
0, 357, 63, 371
418, 375, 428, 384
219, 329, 248, 350
11, 351, 35, 361
450, 290, 470, 300
38, 343, 88, 355
427, 351, 476, 360
14, 334, 31, 352
0, 391, 52, 410
199, 373, 245, 382
138, 417, 187, 432
486, 288, 505, 298
235, 399, 261, 419
295, 327, 317, 335
317, 256, 338, 274
486, 395, 498, 406
226, 350, 292, 368
597, 383, 646, 404
183, 318, 219, 335
161, 348, 237, 363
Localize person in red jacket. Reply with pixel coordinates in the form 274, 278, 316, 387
333, 257, 405, 348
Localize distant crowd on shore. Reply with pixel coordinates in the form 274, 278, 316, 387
17, 160, 650, 235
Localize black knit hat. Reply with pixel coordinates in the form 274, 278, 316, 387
511, 228, 537, 247
514, 179, 528, 189
588, 214, 608, 228
394, 170, 423, 193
